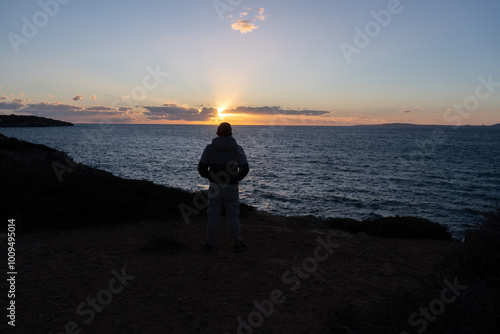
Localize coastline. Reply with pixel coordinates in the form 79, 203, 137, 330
1, 133, 498, 333
0, 133, 452, 239
2, 123, 498, 237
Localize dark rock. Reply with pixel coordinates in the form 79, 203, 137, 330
0, 114, 73, 127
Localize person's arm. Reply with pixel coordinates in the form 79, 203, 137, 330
198, 162, 210, 179
237, 163, 249, 181
236, 145, 249, 181
198, 146, 210, 179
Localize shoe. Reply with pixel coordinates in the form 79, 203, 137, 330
202, 243, 213, 253
233, 242, 247, 253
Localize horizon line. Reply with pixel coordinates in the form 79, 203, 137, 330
71, 122, 500, 127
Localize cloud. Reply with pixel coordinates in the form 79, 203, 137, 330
400, 105, 421, 113
255, 8, 267, 21
90, 95, 97, 100
81, 106, 121, 115
0, 91, 138, 122
142, 104, 217, 121
232, 20, 259, 34
226, 106, 330, 116
0, 98, 26, 110
232, 8, 268, 34
10, 102, 136, 123
141, 104, 329, 121
20, 102, 83, 115
17, 102, 124, 117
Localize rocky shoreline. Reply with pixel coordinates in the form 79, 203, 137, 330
1, 133, 498, 333
0, 133, 451, 239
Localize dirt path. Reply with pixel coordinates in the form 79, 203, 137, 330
11, 212, 457, 333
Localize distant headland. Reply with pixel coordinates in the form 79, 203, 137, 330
354, 122, 500, 128
0, 114, 73, 127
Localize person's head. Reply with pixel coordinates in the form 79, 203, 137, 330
217, 122, 232, 137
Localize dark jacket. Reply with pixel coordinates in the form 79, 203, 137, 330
198, 136, 249, 185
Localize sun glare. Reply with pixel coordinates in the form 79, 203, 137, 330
217, 107, 226, 119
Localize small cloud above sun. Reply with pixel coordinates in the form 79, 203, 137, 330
231, 8, 268, 34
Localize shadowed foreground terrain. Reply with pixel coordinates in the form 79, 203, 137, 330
1, 133, 498, 333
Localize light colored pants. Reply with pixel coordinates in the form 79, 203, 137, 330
206, 182, 241, 245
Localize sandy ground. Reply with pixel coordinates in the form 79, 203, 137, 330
8, 211, 457, 334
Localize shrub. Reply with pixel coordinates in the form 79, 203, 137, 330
325, 216, 452, 240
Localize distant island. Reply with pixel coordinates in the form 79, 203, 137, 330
355, 122, 500, 128
0, 114, 73, 127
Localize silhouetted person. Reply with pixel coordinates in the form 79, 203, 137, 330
198, 122, 249, 252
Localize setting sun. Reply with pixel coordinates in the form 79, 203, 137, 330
217, 107, 226, 118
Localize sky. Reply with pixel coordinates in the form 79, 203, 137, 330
1, 0, 499, 126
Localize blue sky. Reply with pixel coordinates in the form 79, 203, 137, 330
1, 0, 499, 125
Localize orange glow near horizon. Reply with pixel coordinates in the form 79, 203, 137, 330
61, 103, 499, 126
217, 107, 226, 119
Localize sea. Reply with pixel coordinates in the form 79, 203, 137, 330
2, 124, 499, 238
